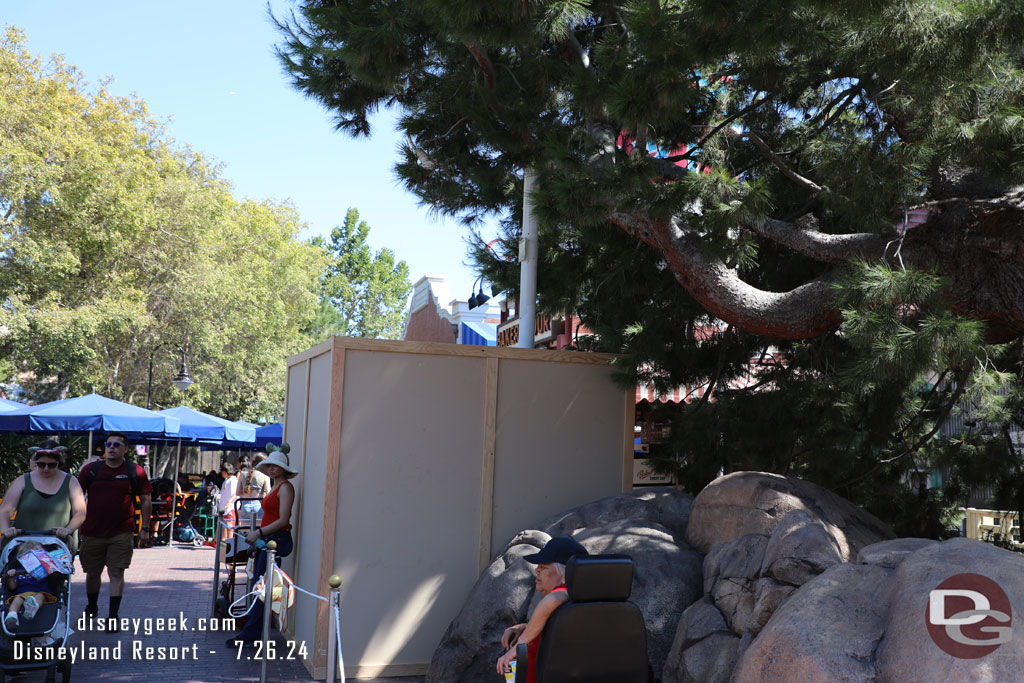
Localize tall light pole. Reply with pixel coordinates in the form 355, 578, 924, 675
172, 345, 194, 392
147, 343, 194, 408
517, 167, 538, 348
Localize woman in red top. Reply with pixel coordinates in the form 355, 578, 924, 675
496, 536, 589, 681
226, 445, 296, 647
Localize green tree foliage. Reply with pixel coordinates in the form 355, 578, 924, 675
275, 2, 1024, 534
310, 208, 412, 340
0, 27, 324, 420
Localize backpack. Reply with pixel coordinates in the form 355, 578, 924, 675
82, 460, 141, 499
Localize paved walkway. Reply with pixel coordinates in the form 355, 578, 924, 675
17, 543, 425, 683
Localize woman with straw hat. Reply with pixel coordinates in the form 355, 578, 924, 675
226, 444, 297, 648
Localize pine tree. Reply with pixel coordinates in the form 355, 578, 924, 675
275, 1, 1024, 534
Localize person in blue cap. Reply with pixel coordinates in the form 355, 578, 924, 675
496, 536, 588, 681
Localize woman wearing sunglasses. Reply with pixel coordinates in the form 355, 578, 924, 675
0, 440, 87, 550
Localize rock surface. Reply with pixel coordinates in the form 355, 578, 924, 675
686, 471, 895, 557
855, 537, 938, 567
662, 597, 740, 683
732, 563, 897, 682
730, 536, 1024, 682
875, 537, 1024, 682
425, 488, 701, 683
668, 472, 897, 682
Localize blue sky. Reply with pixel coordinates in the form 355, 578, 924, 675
3, 0, 492, 302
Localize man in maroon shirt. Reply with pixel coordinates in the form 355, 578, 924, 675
77, 432, 152, 628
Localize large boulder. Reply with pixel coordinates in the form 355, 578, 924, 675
426, 489, 701, 683
855, 537, 938, 567
662, 597, 740, 683
539, 486, 693, 543
875, 537, 1024, 682
732, 537, 1024, 682
732, 563, 897, 682
686, 471, 895, 558
760, 509, 844, 586
665, 472, 896, 683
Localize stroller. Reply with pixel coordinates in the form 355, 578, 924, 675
171, 490, 210, 546
0, 532, 73, 683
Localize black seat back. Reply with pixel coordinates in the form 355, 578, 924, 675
533, 554, 649, 683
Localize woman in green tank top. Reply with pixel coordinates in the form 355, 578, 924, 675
0, 440, 87, 549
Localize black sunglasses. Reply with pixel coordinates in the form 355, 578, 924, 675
104, 441, 125, 448
35, 461, 59, 469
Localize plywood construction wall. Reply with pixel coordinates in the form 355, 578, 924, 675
283, 337, 634, 679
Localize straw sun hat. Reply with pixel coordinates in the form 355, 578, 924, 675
255, 443, 298, 478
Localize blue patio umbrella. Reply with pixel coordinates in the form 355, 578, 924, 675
199, 421, 282, 452
0, 397, 24, 411
0, 393, 180, 437
158, 406, 257, 443
0, 393, 181, 475
253, 422, 283, 449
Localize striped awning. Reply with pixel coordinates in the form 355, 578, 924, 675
460, 321, 496, 346
635, 353, 783, 404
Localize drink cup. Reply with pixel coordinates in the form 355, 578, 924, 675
503, 660, 516, 682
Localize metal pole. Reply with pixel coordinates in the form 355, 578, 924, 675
246, 510, 259, 608
146, 347, 155, 410
517, 167, 538, 348
259, 540, 277, 683
172, 439, 182, 545
211, 510, 224, 617
326, 575, 343, 683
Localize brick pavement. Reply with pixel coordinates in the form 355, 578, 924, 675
12, 543, 425, 683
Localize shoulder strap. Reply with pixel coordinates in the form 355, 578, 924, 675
127, 462, 140, 499
82, 461, 140, 498
82, 461, 98, 492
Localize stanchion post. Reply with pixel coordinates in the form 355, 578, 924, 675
246, 512, 259, 608
326, 575, 343, 683
259, 540, 277, 683
211, 510, 224, 618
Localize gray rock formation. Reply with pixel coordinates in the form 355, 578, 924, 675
425, 488, 701, 683
732, 563, 897, 682
686, 471, 896, 557
662, 597, 740, 683
855, 537, 937, 567
875, 537, 1024, 682
732, 537, 1024, 682
666, 472, 896, 682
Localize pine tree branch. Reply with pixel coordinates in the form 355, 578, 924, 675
464, 41, 496, 88
807, 86, 860, 134
839, 367, 972, 489
610, 212, 842, 339
741, 214, 888, 264
670, 95, 772, 165
743, 132, 825, 194
419, 117, 470, 146
690, 325, 733, 413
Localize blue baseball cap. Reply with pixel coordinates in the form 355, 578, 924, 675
523, 536, 589, 565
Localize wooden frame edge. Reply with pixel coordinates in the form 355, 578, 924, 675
478, 357, 499, 575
